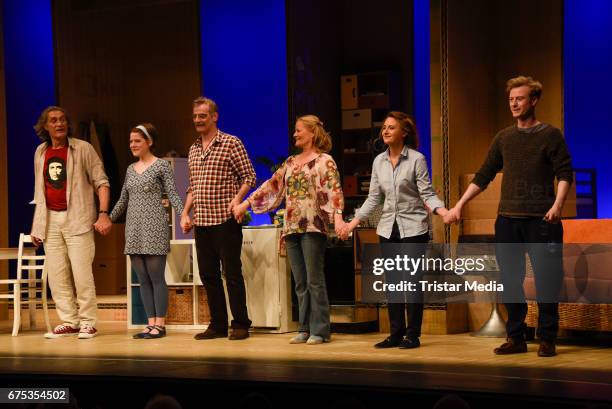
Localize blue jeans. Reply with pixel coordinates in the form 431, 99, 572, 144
285, 232, 330, 339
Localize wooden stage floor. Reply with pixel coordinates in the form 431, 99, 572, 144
1, 321, 611, 406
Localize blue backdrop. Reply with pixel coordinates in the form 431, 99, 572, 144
199, 0, 289, 225
413, 0, 432, 170
2, 0, 56, 245
564, 0, 612, 218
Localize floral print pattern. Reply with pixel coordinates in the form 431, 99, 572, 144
249, 153, 344, 239
287, 172, 309, 200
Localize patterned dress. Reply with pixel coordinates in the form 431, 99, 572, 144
248, 153, 344, 239
110, 159, 184, 255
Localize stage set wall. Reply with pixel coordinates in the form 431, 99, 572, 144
286, 0, 418, 191
1, 0, 290, 235
2, 0, 611, 255
52, 0, 201, 207
286, 0, 343, 167
430, 0, 565, 243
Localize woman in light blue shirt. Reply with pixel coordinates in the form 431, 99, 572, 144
342, 111, 448, 349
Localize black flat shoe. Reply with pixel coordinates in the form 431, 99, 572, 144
229, 328, 249, 340
194, 327, 228, 340
374, 337, 402, 348
398, 337, 420, 349
537, 340, 557, 357
133, 325, 155, 339
494, 338, 527, 355
144, 325, 166, 339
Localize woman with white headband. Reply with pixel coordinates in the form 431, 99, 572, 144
110, 123, 184, 339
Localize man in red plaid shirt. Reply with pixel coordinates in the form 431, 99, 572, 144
181, 97, 256, 341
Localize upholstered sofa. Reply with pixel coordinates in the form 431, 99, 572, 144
525, 219, 612, 331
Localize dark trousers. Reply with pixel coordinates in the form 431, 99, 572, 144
495, 216, 564, 341
195, 219, 251, 330
379, 225, 429, 340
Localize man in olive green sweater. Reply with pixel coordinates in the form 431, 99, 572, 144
446, 76, 573, 357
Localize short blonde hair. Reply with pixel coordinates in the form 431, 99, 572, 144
506, 76, 543, 99
193, 96, 218, 114
297, 115, 332, 153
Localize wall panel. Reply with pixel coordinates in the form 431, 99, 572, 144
433, 0, 563, 242
54, 0, 201, 203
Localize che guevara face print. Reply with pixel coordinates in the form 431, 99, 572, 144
46, 156, 66, 189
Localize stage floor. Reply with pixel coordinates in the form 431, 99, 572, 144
1, 321, 611, 404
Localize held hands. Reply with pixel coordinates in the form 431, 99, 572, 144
443, 206, 462, 225
333, 213, 351, 240
232, 201, 250, 224
435, 207, 457, 224
435, 207, 449, 219
227, 197, 241, 215
334, 219, 347, 238
180, 213, 193, 233
93, 213, 112, 236
338, 219, 358, 241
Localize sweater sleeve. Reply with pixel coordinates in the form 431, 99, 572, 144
548, 129, 574, 184
472, 134, 503, 190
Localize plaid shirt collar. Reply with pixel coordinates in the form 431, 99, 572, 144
194, 129, 224, 151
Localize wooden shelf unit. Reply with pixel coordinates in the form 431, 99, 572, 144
340, 72, 399, 218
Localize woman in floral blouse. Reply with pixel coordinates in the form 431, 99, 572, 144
233, 115, 345, 344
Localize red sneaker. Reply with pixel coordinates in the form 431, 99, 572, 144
44, 323, 79, 339
78, 324, 98, 339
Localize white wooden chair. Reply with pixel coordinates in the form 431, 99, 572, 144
0, 234, 51, 336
